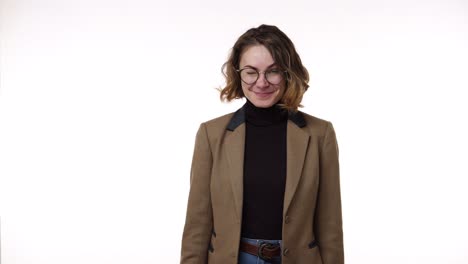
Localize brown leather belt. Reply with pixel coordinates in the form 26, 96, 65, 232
239, 241, 281, 260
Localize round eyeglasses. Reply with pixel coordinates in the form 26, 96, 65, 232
236, 67, 287, 85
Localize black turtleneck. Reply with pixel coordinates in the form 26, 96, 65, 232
241, 99, 288, 240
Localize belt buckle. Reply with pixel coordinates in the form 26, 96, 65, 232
258, 242, 277, 261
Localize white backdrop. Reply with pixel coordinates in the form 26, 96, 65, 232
1, 0, 467, 263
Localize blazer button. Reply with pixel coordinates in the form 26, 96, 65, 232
285, 216, 290, 224
283, 248, 289, 256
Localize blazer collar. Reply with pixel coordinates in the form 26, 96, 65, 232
226, 103, 306, 131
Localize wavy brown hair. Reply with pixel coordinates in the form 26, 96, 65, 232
219, 24, 310, 112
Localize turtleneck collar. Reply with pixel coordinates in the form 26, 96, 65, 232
244, 99, 288, 126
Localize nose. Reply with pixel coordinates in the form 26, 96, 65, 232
255, 72, 269, 88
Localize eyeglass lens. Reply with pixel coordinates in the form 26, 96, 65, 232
239, 68, 283, 85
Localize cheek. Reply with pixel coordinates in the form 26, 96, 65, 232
241, 83, 252, 93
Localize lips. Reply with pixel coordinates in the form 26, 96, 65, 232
253, 90, 274, 98
253, 91, 274, 97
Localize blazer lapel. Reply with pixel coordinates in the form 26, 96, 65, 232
225, 123, 245, 222
283, 120, 310, 216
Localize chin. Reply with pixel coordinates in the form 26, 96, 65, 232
249, 97, 279, 108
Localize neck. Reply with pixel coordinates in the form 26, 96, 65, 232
244, 99, 287, 126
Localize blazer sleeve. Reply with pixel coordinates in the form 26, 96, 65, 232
181, 123, 214, 264
314, 121, 345, 264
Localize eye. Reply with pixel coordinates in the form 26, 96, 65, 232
268, 69, 281, 74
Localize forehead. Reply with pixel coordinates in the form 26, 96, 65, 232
239, 45, 275, 68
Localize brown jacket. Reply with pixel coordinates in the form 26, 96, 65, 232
181, 105, 344, 264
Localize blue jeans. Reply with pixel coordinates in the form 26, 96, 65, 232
238, 237, 282, 264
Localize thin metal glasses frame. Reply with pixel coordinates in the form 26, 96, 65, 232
236, 67, 288, 85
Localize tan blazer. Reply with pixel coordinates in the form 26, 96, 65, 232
181, 104, 344, 264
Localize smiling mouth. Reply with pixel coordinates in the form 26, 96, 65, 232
253, 91, 275, 99
253, 91, 274, 95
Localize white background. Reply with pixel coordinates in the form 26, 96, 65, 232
1, 0, 467, 263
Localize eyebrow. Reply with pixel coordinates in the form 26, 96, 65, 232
241, 63, 278, 70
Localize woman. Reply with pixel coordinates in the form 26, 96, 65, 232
181, 24, 344, 264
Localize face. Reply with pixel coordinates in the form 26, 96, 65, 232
239, 45, 286, 108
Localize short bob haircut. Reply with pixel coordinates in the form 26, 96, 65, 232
219, 24, 310, 112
